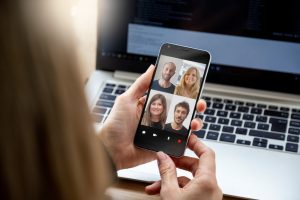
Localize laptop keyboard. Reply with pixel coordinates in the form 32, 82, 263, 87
195, 96, 300, 154
91, 81, 300, 154
91, 82, 131, 124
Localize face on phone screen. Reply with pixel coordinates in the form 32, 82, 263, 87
134, 44, 210, 157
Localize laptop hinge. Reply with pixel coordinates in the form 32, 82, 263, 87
113, 70, 141, 81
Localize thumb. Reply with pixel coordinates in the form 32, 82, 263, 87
127, 65, 155, 99
157, 152, 179, 193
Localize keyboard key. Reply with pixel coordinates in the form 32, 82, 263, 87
92, 107, 107, 114
231, 120, 243, 127
202, 96, 211, 101
257, 123, 270, 130
280, 107, 290, 112
253, 138, 268, 148
206, 131, 219, 140
103, 87, 113, 93
237, 139, 251, 145
206, 101, 211, 108
243, 114, 254, 121
238, 106, 249, 113
204, 109, 216, 115
222, 126, 234, 133
269, 144, 283, 150
100, 94, 116, 101
194, 130, 206, 138
220, 133, 236, 143
249, 130, 285, 140
105, 83, 116, 87
212, 103, 224, 109
269, 105, 278, 110
205, 116, 216, 123
217, 110, 228, 117
292, 108, 300, 113
269, 118, 287, 133
92, 114, 104, 123
244, 121, 256, 128
225, 104, 236, 111
235, 128, 247, 135
287, 135, 299, 143
115, 89, 125, 95
203, 123, 208, 130
290, 121, 300, 127
235, 101, 244, 105
246, 102, 255, 107
209, 124, 221, 131
291, 113, 300, 120
195, 113, 203, 118
256, 116, 267, 123
285, 143, 298, 153
96, 100, 114, 108
257, 104, 267, 108
289, 128, 300, 135
117, 84, 127, 89
224, 99, 233, 104
195, 114, 204, 120
218, 118, 230, 125
212, 98, 222, 102
230, 112, 241, 119
264, 110, 288, 118
251, 108, 262, 115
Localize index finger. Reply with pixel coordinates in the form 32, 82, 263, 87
188, 134, 216, 175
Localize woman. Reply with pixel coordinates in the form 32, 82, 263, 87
141, 94, 167, 129
0, 0, 222, 199
174, 67, 201, 99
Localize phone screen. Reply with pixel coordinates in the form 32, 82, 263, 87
134, 43, 211, 157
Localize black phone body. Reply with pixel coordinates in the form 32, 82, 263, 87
134, 43, 211, 157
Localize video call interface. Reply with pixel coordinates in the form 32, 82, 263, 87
140, 55, 207, 136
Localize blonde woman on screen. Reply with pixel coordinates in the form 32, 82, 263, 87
141, 94, 167, 129
174, 67, 201, 99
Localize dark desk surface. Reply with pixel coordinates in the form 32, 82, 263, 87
106, 179, 241, 200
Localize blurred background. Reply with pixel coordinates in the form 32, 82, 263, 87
69, 0, 98, 84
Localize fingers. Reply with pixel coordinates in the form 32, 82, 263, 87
138, 95, 147, 104
190, 99, 206, 131
178, 176, 191, 188
145, 176, 190, 195
190, 118, 203, 131
136, 95, 147, 119
145, 181, 161, 195
196, 99, 207, 113
188, 134, 216, 175
127, 65, 155, 99
157, 152, 179, 192
172, 156, 199, 176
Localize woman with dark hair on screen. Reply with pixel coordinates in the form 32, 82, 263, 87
0, 0, 222, 199
141, 93, 167, 129
174, 67, 201, 99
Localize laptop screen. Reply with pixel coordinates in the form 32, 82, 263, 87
97, 0, 300, 94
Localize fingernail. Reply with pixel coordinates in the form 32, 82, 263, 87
149, 64, 155, 70
157, 151, 167, 163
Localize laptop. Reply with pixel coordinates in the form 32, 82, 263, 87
85, 0, 300, 199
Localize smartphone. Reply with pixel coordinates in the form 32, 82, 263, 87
134, 43, 211, 157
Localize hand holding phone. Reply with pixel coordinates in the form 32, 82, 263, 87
134, 43, 211, 157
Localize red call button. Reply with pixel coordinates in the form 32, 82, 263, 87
177, 139, 182, 144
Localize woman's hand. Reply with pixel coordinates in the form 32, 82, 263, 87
99, 65, 207, 170
145, 134, 222, 200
